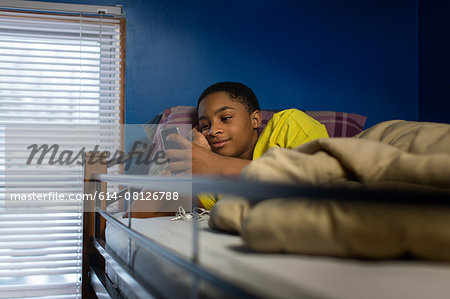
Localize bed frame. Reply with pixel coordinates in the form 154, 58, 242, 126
82, 152, 450, 299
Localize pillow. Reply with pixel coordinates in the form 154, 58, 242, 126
151, 106, 367, 138
144, 107, 367, 169
142, 111, 164, 144
145, 106, 366, 176
304, 111, 367, 138
144, 106, 367, 171
148, 106, 197, 157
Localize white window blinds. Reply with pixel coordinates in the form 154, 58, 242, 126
0, 5, 123, 299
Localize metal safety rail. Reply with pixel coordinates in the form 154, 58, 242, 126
94, 173, 450, 206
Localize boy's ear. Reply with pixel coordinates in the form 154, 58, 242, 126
251, 110, 262, 129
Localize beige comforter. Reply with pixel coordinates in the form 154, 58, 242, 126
209, 120, 450, 260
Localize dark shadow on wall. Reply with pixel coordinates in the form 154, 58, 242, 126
419, 0, 450, 124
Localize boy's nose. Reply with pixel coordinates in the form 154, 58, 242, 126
208, 124, 223, 136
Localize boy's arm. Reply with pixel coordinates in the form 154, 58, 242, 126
165, 134, 251, 176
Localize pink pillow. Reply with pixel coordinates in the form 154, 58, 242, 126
305, 110, 366, 137
157, 106, 366, 138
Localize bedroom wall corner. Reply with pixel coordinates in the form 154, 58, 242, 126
418, 0, 450, 124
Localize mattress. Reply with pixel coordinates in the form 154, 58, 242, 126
105, 216, 450, 299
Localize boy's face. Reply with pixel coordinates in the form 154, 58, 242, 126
198, 91, 261, 160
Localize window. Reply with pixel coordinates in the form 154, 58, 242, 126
0, 3, 124, 298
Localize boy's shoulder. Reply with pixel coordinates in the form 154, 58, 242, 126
264, 108, 329, 139
253, 108, 329, 159
270, 108, 316, 124
272, 108, 304, 116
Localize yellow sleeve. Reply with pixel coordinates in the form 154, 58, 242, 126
253, 109, 329, 159
197, 193, 224, 210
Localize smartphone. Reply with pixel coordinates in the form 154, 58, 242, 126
160, 126, 182, 150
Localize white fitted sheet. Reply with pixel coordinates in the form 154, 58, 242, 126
105, 216, 450, 299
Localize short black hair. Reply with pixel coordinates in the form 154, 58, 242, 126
197, 82, 260, 114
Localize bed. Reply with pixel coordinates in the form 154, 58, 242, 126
82, 107, 450, 298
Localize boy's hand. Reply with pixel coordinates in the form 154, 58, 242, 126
166, 134, 250, 176
165, 134, 214, 175
189, 126, 211, 151
166, 134, 251, 176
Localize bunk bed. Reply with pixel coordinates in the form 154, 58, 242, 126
82, 108, 450, 298
82, 172, 450, 299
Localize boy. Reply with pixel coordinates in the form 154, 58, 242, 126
166, 82, 329, 208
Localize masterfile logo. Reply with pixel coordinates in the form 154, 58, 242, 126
25, 141, 167, 171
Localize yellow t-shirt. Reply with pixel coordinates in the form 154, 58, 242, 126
198, 109, 329, 209
253, 109, 329, 159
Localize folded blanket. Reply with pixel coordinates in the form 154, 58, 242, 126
209, 120, 450, 260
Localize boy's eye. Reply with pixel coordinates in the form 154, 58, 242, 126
221, 116, 232, 122
199, 124, 209, 132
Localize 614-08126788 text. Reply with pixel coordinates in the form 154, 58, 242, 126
96, 191, 179, 201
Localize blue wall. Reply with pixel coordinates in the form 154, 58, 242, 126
40, 0, 420, 128
123, 0, 418, 128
